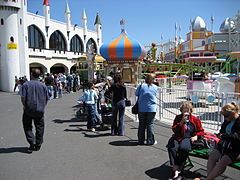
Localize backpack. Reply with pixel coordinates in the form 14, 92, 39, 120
192, 132, 220, 150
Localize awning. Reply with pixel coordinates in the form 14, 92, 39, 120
95, 55, 105, 63
185, 56, 217, 63
229, 52, 240, 58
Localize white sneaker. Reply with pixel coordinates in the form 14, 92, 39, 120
91, 128, 96, 132
154, 140, 157, 145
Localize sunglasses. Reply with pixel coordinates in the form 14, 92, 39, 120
221, 111, 232, 117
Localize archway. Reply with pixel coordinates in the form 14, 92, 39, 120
50, 63, 68, 74
29, 63, 47, 75
70, 64, 77, 74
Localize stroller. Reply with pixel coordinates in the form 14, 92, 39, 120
101, 103, 112, 125
100, 89, 113, 125
76, 100, 86, 118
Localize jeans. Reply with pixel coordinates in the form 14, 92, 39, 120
167, 137, 189, 167
47, 85, 53, 100
95, 103, 102, 125
112, 99, 125, 135
22, 111, 44, 146
138, 112, 156, 144
86, 104, 96, 129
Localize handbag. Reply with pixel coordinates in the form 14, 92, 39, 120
125, 99, 131, 107
131, 83, 142, 114
131, 101, 139, 114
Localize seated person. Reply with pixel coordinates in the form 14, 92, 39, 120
196, 102, 240, 180
167, 101, 204, 180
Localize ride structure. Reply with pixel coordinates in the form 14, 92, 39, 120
100, 19, 146, 84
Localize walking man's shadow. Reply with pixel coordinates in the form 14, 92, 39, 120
0, 147, 30, 154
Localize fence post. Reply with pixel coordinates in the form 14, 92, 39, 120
159, 88, 162, 121
218, 92, 225, 130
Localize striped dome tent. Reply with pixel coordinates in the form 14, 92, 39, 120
100, 30, 146, 61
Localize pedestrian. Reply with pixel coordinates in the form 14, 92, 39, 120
167, 101, 204, 180
13, 76, 19, 92
44, 73, 54, 100
20, 69, 49, 153
81, 82, 98, 131
108, 73, 127, 136
136, 74, 159, 145
195, 102, 240, 180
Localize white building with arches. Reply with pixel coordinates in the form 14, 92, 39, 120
0, 0, 102, 92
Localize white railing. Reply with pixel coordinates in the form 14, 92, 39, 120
126, 85, 240, 131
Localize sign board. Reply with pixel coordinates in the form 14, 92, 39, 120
7, 43, 17, 49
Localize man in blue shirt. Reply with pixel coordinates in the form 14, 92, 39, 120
20, 69, 49, 153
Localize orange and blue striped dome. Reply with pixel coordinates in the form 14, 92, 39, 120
100, 31, 146, 61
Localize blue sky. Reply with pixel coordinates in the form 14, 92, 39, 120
28, 0, 240, 46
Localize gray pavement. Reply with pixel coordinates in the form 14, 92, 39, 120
0, 91, 238, 180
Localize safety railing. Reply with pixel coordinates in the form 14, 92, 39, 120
126, 85, 240, 131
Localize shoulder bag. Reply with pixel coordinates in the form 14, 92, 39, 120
131, 83, 142, 114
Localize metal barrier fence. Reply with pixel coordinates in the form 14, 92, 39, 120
126, 85, 240, 131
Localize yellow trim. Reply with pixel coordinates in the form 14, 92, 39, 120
7, 43, 17, 49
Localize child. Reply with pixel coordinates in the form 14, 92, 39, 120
81, 82, 98, 131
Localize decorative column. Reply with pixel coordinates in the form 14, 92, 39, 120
86, 44, 96, 82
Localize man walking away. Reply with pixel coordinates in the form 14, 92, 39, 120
20, 69, 49, 153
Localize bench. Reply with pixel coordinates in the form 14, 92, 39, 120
186, 148, 240, 170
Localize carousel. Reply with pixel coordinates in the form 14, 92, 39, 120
100, 20, 146, 84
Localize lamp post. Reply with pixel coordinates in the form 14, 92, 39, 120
86, 43, 96, 82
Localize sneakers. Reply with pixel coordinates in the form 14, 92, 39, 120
147, 140, 157, 145
168, 170, 181, 180
27, 145, 35, 153
91, 128, 96, 132
35, 144, 41, 151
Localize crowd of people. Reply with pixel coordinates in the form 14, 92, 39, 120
17, 69, 240, 180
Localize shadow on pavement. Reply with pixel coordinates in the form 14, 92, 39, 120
189, 168, 229, 180
0, 147, 30, 154
52, 117, 86, 124
82, 132, 111, 138
109, 140, 139, 146
145, 161, 172, 180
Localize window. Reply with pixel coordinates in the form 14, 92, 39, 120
1, 19, 4, 25
10, 36, 14, 42
49, 30, 66, 51
70, 35, 83, 53
28, 25, 45, 49
20, 18, 22, 25
202, 40, 205, 46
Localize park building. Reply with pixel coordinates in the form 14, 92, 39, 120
146, 11, 240, 64
0, 0, 102, 92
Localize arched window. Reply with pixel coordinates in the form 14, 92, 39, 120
1, 19, 4, 25
86, 38, 97, 54
28, 25, 45, 49
70, 35, 84, 53
202, 40, 205, 46
49, 30, 66, 51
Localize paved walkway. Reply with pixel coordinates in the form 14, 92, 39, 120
0, 91, 238, 180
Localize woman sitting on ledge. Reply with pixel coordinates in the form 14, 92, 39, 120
167, 101, 204, 180
196, 102, 240, 180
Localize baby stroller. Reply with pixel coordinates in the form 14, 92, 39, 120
100, 89, 112, 126
101, 103, 112, 125
76, 100, 86, 118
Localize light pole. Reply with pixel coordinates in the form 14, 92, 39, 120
86, 43, 96, 82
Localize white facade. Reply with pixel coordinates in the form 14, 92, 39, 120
0, 0, 102, 92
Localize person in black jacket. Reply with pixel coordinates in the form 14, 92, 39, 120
20, 69, 49, 153
197, 102, 240, 180
108, 73, 127, 136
